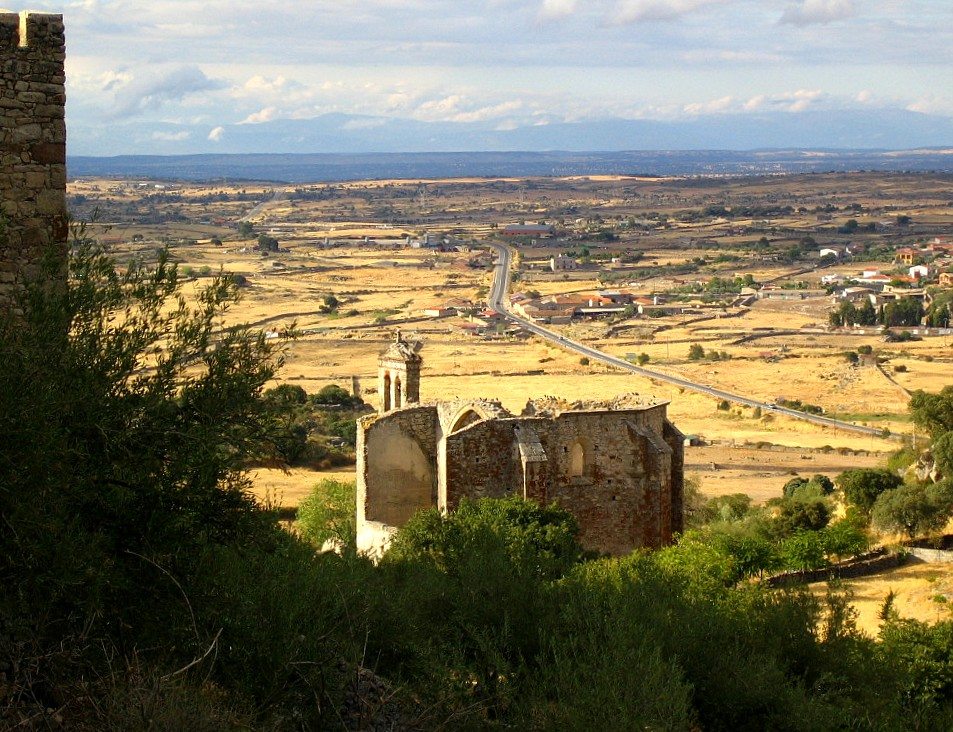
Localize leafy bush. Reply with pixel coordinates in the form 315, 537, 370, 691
871, 482, 953, 539
837, 468, 903, 516
296, 479, 356, 550
388, 496, 582, 581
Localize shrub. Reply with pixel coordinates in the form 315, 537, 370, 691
871, 482, 953, 539
837, 468, 903, 516
388, 496, 582, 581
783, 476, 809, 498
781, 531, 829, 570
296, 479, 356, 551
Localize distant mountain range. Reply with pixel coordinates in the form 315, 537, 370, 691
66, 107, 953, 182
80, 108, 953, 155
68, 147, 953, 184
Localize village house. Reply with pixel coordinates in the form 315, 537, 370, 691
909, 264, 932, 281
895, 248, 918, 266
550, 253, 578, 271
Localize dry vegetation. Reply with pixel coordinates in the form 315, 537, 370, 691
68, 172, 953, 509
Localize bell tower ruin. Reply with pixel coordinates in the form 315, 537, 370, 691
0, 10, 67, 309
377, 330, 422, 412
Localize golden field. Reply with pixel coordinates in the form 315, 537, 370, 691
67, 172, 953, 509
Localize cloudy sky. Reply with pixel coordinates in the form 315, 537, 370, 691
24, 0, 953, 154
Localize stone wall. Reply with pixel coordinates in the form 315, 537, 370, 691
0, 11, 66, 309
357, 406, 439, 527
441, 404, 679, 555
765, 548, 904, 587
357, 393, 684, 557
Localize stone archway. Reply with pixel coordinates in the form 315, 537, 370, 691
449, 408, 484, 433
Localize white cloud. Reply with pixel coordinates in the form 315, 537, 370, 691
450, 100, 524, 123
341, 117, 388, 130
743, 95, 766, 111
151, 130, 191, 141
743, 89, 825, 113
783, 88, 824, 112
683, 95, 734, 115
239, 106, 279, 124
207, 126, 225, 142
241, 75, 290, 94
779, 0, 855, 27
413, 95, 525, 123
538, 0, 578, 21
613, 0, 730, 24
108, 66, 224, 118
906, 96, 953, 116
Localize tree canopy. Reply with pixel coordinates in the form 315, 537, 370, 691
836, 468, 903, 515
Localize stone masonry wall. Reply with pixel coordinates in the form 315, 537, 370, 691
357, 406, 439, 528
0, 11, 66, 308
443, 404, 678, 556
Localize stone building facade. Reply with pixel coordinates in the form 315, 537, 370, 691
0, 11, 67, 309
356, 336, 684, 556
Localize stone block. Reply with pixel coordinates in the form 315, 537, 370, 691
30, 142, 64, 164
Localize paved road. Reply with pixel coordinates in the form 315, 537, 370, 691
239, 189, 286, 223
486, 242, 895, 440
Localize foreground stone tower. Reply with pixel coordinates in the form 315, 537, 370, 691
377, 330, 422, 412
0, 10, 67, 308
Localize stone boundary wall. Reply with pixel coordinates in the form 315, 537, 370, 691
765, 548, 905, 588
905, 547, 953, 564
0, 11, 66, 308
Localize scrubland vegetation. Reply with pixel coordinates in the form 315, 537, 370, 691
2, 244, 953, 729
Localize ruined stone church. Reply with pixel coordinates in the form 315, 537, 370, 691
356, 333, 685, 556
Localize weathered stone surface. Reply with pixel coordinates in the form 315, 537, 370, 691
0, 11, 66, 309
357, 339, 685, 557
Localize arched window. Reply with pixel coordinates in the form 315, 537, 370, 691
394, 376, 402, 409
383, 372, 391, 411
569, 440, 585, 477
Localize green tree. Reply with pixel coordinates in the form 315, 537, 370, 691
0, 243, 288, 703
810, 474, 835, 495
910, 386, 953, 439
295, 479, 356, 551
237, 220, 255, 238
820, 518, 869, 560
263, 383, 308, 406
783, 476, 809, 498
637, 352, 650, 366
688, 343, 705, 360
257, 234, 279, 252
781, 531, 828, 570
871, 482, 953, 539
836, 468, 903, 516
932, 432, 953, 477
388, 496, 582, 581
312, 383, 357, 407
775, 499, 831, 538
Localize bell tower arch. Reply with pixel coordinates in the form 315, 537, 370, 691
377, 330, 422, 413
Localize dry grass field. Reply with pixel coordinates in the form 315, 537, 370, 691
810, 561, 953, 636
68, 172, 953, 511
